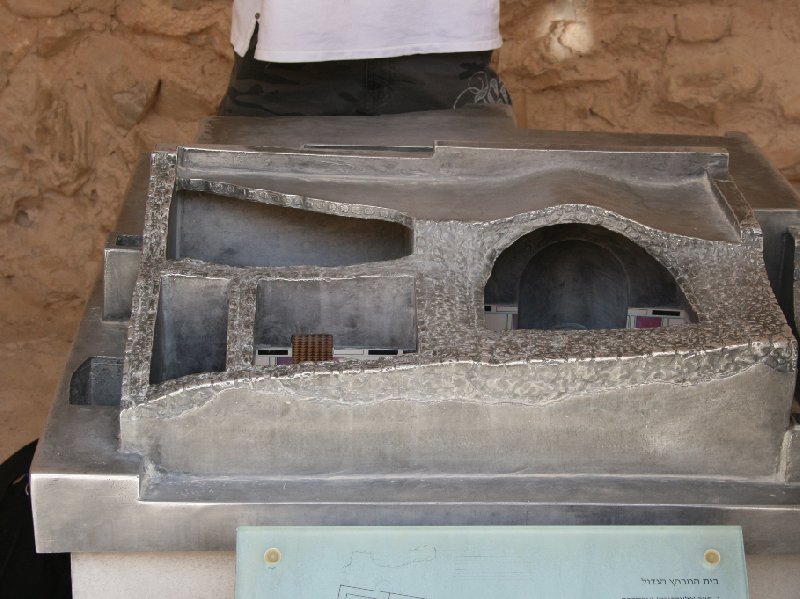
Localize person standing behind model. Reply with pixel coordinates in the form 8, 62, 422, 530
220, 0, 511, 117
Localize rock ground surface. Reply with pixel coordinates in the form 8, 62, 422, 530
1, 0, 799, 461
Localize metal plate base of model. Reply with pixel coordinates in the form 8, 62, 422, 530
30, 107, 800, 555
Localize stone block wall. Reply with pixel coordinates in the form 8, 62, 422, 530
0, 0, 798, 457
499, 0, 800, 184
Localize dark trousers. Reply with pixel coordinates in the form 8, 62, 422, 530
219, 28, 510, 117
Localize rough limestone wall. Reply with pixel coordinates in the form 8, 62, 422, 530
0, 0, 232, 457
499, 0, 800, 183
0, 0, 799, 458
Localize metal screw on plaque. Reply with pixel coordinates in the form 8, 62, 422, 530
264, 548, 282, 565
704, 549, 721, 566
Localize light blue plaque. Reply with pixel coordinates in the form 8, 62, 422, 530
236, 526, 748, 599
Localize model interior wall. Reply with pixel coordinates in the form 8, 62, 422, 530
0, 0, 799, 457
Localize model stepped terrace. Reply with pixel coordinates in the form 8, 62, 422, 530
115, 136, 792, 485
31, 111, 800, 557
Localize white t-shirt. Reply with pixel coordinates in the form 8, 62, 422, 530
231, 0, 501, 63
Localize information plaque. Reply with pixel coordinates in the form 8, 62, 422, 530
235, 526, 748, 599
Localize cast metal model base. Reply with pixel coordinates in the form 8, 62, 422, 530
31, 107, 800, 555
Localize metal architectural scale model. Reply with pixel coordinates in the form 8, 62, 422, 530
30, 106, 800, 556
